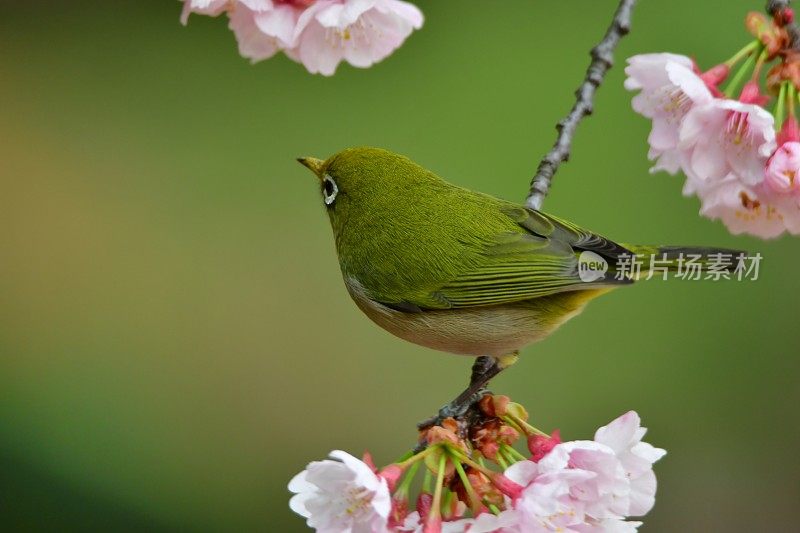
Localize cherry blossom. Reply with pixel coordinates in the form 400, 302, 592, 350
289, 449, 391, 532
180, 0, 229, 24
593, 411, 667, 517
505, 459, 597, 532
180, 0, 423, 74
537, 441, 631, 520
623, 5, 800, 238
696, 174, 790, 239
288, 406, 664, 532
290, 0, 424, 75
624, 53, 715, 174
679, 97, 776, 188
765, 141, 800, 194
398, 510, 519, 533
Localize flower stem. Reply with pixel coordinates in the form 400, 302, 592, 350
442, 489, 453, 518
502, 416, 525, 435
395, 450, 414, 464
429, 453, 448, 524
397, 459, 422, 497
503, 444, 528, 462
423, 466, 433, 494
397, 444, 438, 469
724, 39, 761, 67
448, 448, 512, 488
724, 44, 763, 98
776, 82, 788, 131
452, 455, 482, 515
503, 415, 548, 437
495, 451, 508, 470
751, 47, 770, 80
499, 447, 515, 466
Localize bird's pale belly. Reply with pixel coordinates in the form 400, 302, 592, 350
347, 283, 611, 357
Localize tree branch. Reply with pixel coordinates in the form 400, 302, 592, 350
525, 0, 637, 210
418, 0, 639, 451
767, 0, 800, 49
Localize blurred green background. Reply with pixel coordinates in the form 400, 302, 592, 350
1, 1, 798, 531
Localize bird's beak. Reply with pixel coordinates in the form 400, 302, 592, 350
297, 157, 325, 180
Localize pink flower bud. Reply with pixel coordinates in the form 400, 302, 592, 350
379, 464, 404, 492
739, 81, 770, 106
388, 493, 409, 530
765, 141, 800, 193
778, 117, 800, 145
528, 430, 562, 462
362, 451, 377, 473
489, 473, 524, 500
423, 516, 442, 533
700, 64, 730, 87
416, 492, 433, 518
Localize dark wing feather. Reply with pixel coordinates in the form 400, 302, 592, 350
405, 207, 631, 310
505, 207, 634, 260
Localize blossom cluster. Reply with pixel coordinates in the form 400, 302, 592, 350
626, 7, 800, 238
180, 0, 423, 75
288, 396, 665, 532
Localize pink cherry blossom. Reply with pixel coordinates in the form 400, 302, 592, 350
582, 519, 643, 533
464, 510, 521, 533
593, 411, 667, 517
227, 3, 295, 62
696, 174, 788, 239
528, 430, 561, 462
290, 0, 423, 75
288, 413, 664, 531
623, 47, 800, 239
765, 141, 800, 194
501, 411, 664, 531
181, 0, 277, 25
397, 510, 520, 533
538, 441, 630, 520
504, 459, 596, 532
180, 0, 229, 25
624, 54, 714, 174
180, 0, 423, 75
777, 194, 800, 234
288, 449, 391, 532
679, 98, 776, 188
182, 0, 301, 61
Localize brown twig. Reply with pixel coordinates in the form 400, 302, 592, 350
526, 0, 637, 210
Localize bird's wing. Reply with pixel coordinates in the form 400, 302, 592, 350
385, 206, 632, 311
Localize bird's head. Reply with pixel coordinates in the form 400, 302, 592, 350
297, 146, 438, 235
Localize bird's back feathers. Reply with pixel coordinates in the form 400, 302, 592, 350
328, 149, 632, 311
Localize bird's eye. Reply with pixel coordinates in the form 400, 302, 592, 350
322, 175, 338, 205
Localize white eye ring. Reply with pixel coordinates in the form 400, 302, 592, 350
322, 174, 338, 205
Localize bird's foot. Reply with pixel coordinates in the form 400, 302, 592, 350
415, 354, 515, 452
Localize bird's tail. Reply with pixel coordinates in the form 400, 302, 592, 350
614, 245, 747, 280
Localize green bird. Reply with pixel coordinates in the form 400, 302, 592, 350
298, 147, 739, 422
